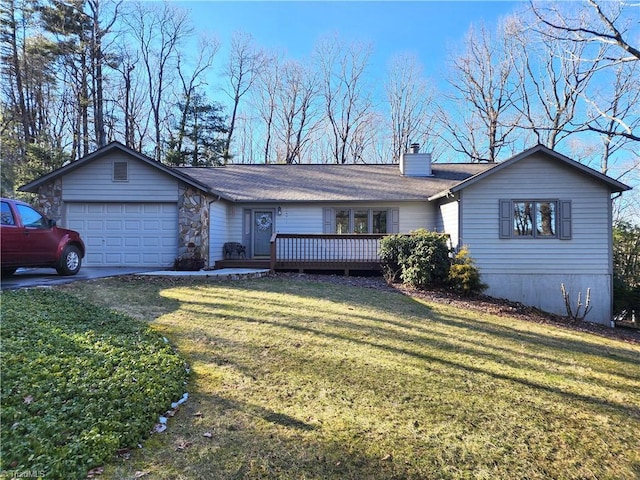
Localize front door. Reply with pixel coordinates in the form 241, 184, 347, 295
253, 210, 274, 257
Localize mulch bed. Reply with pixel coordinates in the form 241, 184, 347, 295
275, 272, 640, 345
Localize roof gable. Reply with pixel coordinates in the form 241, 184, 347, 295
20, 141, 209, 193
428, 144, 631, 200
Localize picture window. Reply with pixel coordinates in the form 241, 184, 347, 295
325, 208, 398, 234
501, 199, 570, 240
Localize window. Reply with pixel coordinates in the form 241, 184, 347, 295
15, 204, 48, 228
500, 200, 571, 240
1, 201, 15, 225
354, 210, 369, 233
335, 209, 349, 234
113, 161, 128, 181
372, 210, 387, 234
324, 208, 399, 234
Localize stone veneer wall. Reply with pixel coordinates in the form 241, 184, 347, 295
36, 179, 63, 223
178, 185, 211, 266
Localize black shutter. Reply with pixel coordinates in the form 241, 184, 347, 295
323, 208, 334, 234
390, 208, 400, 233
559, 200, 572, 240
243, 209, 252, 256
499, 200, 511, 238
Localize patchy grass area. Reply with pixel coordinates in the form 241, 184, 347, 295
0, 289, 188, 480
57, 276, 640, 480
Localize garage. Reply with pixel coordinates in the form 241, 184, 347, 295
66, 202, 178, 267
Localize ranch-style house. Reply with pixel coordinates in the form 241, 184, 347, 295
21, 141, 631, 325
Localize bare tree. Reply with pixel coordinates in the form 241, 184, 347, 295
579, 61, 640, 174
112, 44, 139, 148
314, 35, 373, 164
253, 52, 280, 163
36, 0, 93, 157
442, 23, 520, 162
530, 0, 640, 143
126, 2, 191, 160
1, 0, 32, 146
348, 110, 381, 164
531, 0, 639, 63
526, 0, 639, 222
508, 14, 605, 149
385, 52, 437, 162
86, 0, 120, 148
222, 32, 266, 163
233, 112, 259, 164
273, 59, 319, 164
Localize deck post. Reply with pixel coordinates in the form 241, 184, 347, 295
269, 233, 277, 272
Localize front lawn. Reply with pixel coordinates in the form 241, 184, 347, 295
0, 289, 188, 480
59, 276, 640, 480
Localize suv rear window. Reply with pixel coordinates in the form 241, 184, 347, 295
1, 201, 15, 225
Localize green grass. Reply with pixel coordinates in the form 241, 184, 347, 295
56, 276, 640, 480
0, 289, 188, 480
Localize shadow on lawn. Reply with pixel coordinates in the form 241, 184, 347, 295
176, 277, 640, 368
225, 306, 640, 419
205, 394, 316, 431
164, 278, 639, 377
110, 389, 401, 479
162, 278, 640, 419
62, 276, 640, 479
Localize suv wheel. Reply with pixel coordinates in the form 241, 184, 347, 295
56, 245, 82, 276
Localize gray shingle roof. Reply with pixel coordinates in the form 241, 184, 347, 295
174, 163, 495, 202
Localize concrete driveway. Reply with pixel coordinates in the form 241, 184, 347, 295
1, 267, 157, 290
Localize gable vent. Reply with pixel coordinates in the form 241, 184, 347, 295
113, 161, 128, 181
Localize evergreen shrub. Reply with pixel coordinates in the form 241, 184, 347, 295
447, 246, 488, 296
380, 230, 451, 288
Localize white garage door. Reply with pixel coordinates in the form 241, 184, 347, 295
66, 203, 178, 267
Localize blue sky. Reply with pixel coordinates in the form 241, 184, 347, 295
175, 1, 524, 81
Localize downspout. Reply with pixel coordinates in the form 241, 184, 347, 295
457, 190, 463, 251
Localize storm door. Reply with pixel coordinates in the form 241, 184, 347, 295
253, 210, 274, 257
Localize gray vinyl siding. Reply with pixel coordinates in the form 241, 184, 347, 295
436, 197, 460, 248
222, 204, 321, 242
61, 152, 179, 202
273, 202, 434, 234
272, 205, 324, 234
460, 153, 613, 323
209, 200, 231, 263
220, 201, 436, 249
461, 155, 611, 275
398, 202, 436, 232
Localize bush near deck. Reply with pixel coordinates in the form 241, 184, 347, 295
380, 230, 486, 295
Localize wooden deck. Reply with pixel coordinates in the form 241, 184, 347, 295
213, 234, 386, 275
270, 233, 384, 275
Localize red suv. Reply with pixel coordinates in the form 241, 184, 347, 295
1, 197, 85, 276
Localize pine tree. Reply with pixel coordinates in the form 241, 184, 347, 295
166, 92, 227, 166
